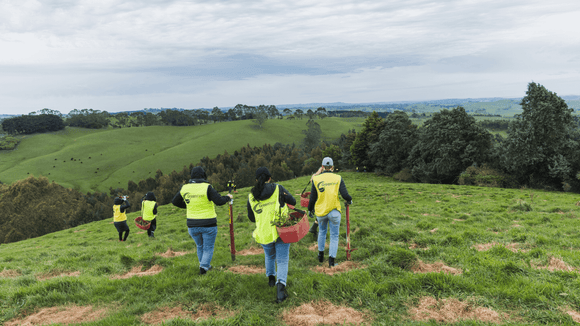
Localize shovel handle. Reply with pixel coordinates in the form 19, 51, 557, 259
346, 204, 351, 260
229, 200, 236, 261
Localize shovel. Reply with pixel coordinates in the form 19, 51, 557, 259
346, 203, 357, 260
229, 198, 236, 261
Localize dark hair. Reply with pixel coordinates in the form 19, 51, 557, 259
251, 173, 270, 199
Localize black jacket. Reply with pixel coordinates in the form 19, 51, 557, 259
247, 183, 296, 223
172, 179, 230, 227
307, 171, 352, 213
113, 197, 131, 213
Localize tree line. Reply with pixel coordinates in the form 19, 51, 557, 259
350, 82, 580, 191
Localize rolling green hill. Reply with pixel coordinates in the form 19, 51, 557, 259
2, 173, 580, 325
0, 118, 363, 193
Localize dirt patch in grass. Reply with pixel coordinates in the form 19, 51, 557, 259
430, 228, 438, 233
110, 265, 163, 279
156, 249, 190, 258
36, 270, 81, 281
227, 265, 266, 274
411, 260, 462, 275
5, 305, 108, 326
0, 268, 21, 278
312, 261, 365, 275
472, 242, 526, 253
141, 303, 235, 325
564, 308, 580, 323
409, 243, 429, 250
533, 256, 576, 272
73, 229, 87, 233
237, 247, 264, 256
282, 300, 368, 326
407, 296, 503, 324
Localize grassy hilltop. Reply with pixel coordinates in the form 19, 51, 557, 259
0, 118, 362, 193
2, 173, 580, 325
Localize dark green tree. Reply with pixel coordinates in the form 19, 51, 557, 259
408, 106, 493, 183
349, 111, 385, 171
369, 111, 418, 175
500, 82, 578, 188
302, 119, 322, 151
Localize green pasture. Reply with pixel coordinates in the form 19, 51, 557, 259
2, 173, 580, 324
0, 118, 363, 193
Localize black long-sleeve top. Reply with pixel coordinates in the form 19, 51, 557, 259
307, 171, 352, 213
247, 183, 296, 223
172, 178, 230, 227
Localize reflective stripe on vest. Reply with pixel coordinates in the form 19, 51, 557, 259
249, 185, 288, 244
113, 205, 127, 222
142, 200, 156, 221
312, 173, 342, 216
180, 183, 216, 220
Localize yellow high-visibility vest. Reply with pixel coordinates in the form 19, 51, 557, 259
142, 200, 156, 221
249, 185, 288, 244
180, 183, 216, 220
312, 173, 342, 216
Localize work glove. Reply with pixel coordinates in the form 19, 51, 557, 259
346, 200, 353, 206
308, 211, 315, 219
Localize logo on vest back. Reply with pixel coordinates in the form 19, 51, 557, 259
253, 201, 275, 214
183, 192, 204, 204
317, 181, 338, 193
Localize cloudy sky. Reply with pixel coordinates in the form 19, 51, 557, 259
1, 0, 579, 115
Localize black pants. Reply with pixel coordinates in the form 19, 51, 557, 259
147, 218, 157, 237
114, 221, 130, 241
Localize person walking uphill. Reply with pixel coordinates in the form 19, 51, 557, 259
113, 196, 131, 242
172, 166, 233, 275
142, 192, 158, 238
247, 167, 296, 303
308, 157, 352, 267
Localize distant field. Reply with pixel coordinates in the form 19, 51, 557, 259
0, 117, 363, 193
2, 173, 580, 324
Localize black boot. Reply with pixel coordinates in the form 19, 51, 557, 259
329, 256, 335, 268
309, 221, 318, 234
149, 231, 155, 238
199, 267, 206, 275
276, 283, 288, 303
318, 251, 324, 263
268, 275, 276, 287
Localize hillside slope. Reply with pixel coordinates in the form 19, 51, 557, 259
0, 118, 362, 193
2, 173, 580, 325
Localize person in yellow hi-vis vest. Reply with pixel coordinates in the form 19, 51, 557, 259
113, 196, 131, 242
247, 167, 296, 303
141, 192, 158, 238
172, 166, 233, 275
308, 157, 352, 267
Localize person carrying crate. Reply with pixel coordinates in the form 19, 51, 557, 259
308, 157, 352, 267
247, 167, 296, 303
141, 192, 158, 238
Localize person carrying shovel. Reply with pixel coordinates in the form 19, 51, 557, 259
308, 157, 352, 267
172, 166, 233, 275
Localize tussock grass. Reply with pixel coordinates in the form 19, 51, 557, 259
2, 173, 580, 324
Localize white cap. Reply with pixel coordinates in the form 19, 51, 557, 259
322, 157, 333, 167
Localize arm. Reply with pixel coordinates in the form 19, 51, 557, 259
120, 200, 131, 213
153, 203, 158, 215
207, 185, 232, 206
278, 185, 296, 207
339, 179, 352, 203
172, 186, 187, 208
307, 183, 318, 212
247, 200, 256, 223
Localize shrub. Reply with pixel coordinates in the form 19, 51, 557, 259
393, 167, 414, 182
0, 136, 20, 150
458, 164, 518, 188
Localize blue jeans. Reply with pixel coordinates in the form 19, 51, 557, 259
317, 209, 341, 258
188, 226, 218, 271
261, 238, 291, 286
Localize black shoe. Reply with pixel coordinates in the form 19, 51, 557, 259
268, 275, 276, 287
318, 251, 324, 263
309, 221, 318, 234
276, 283, 288, 303
329, 257, 335, 268
199, 267, 206, 275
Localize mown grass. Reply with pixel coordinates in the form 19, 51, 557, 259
0, 118, 363, 193
2, 173, 580, 325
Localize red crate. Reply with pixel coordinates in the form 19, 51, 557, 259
277, 211, 309, 243
300, 192, 310, 208
134, 216, 151, 230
